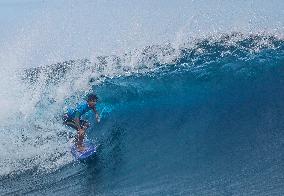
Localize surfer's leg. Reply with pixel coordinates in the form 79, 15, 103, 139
63, 117, 85, 151
63, 116, 78, 130
77, 126, 87, 152
76, 120, 89, 151
80, 120, 89, 129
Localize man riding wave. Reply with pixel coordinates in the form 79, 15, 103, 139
63, 94, 100, 152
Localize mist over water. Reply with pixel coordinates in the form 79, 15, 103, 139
0, 0, 283, 195
1, 0, 283, 67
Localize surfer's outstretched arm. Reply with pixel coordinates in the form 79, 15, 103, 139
93, 108, 100, 123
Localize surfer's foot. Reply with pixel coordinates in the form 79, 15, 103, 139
77, 145, 85, 152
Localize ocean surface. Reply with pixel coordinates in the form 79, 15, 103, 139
0, 1, 284, 196
0, 33, 283, 195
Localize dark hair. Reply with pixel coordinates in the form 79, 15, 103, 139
87, 94, 98, 102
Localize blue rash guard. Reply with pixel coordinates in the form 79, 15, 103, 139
66, 100, 94, 119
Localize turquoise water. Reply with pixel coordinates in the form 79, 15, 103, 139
1, 34, 283, 195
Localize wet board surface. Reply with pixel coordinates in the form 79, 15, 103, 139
70, 140, 97, 160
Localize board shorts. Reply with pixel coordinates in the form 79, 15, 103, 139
63, 114, 89, 130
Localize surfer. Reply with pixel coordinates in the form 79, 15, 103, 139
63, 94, 100, 152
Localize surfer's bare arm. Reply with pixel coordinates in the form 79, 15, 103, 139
93, 108, 100, 123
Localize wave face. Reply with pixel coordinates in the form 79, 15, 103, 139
1, 34, 284, 195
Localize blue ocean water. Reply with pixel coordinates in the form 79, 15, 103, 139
0, 33, 283, 195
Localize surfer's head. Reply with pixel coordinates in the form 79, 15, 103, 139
87, 94, 98, 107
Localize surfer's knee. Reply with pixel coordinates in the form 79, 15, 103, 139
80, 120, 89, 129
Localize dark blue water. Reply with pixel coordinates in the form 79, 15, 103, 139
1, 34, 284, 195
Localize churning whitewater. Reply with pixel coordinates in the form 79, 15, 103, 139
0, 0, 283, 195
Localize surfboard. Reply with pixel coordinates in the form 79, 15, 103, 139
70, 140, 97, 160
